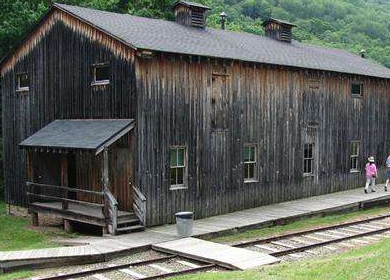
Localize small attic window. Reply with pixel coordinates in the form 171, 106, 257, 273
351, 83, 363, 97
16, 73, 30, 92
92, 63, 110, 85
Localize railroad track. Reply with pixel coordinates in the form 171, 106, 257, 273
33, 253, 226, 280
30, 213, 390, 279
233, 213, 390, 259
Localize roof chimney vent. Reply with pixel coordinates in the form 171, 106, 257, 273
262, 18, 296, 43
220, 11, 227, 30
173, 1, 211, 28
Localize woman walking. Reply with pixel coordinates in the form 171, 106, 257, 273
365, 156, 377, 194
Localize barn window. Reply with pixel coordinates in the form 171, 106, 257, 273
244, 144, 257, 182
92, 63, 110, 85
170, 147, 187, 189
351, 83, 363, 97
303, 143, 314, 175
350, 141, 360, 172
16, 73, 29, 91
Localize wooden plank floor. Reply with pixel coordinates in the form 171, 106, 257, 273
32, 202, 131, 219
153, 237, 280, 270
1, 186, 389, 269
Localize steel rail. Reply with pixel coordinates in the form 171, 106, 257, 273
233, 213, 390, 247
139, 264, 217, 280
34, 255, 177, 280
33, 254, 219, 280
269, 225, 390, 257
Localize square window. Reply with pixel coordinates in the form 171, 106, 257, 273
16, 73, 29, 91
244, 144, 257, 182
170, 146, 187, 189
92, 63, 110, 85
351, 83, 363, 97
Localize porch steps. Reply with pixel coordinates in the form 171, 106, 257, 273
117, 224, 145, 234
116, 211, 145, 234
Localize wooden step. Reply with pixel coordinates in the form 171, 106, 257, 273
117, 218, 140, 226
117, 212, 136, 220
116, 224, 145, 234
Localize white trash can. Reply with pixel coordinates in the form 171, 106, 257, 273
175, 211, 193, 237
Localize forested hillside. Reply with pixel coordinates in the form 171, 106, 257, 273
1, 0, 390, 198
1, 0, 390, 67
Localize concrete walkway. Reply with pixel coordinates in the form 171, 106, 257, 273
1, 186, 390, 272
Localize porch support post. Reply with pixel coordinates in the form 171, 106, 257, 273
26, 150, 38, 226
103, 148, 109, 191
60, 153, 73, 233
102, 148, 110, 234
60, 154, 68, 210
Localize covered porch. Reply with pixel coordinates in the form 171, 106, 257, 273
19, 119, 146, 235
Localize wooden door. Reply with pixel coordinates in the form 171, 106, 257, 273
109, 134, 134, 211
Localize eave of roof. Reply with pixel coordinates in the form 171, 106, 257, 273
19, 119, 135, 155
172, 0, 211, 10
0, 4, 138, 75
2, 3, 390, 80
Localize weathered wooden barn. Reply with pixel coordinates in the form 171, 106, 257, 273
2, 1, 390, 233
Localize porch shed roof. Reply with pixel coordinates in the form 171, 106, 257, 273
19, 119, 135, 154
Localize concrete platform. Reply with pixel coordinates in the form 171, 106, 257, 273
1, 186, 390, 272
153, 237, 280, 270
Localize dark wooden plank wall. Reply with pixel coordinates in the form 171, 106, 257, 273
136, 54, 390, 226
1, 19, 136, 206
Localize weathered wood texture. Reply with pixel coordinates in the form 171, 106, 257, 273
2, 9, 390, 227
1, 16, 136, 206
135, 54, 390, 226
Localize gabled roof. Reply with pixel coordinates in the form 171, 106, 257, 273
19, 119, 135, 154
262, 18, 296, 27
172, 1, 211, 10
2, 3, 390, 79
51, 3, 390, 79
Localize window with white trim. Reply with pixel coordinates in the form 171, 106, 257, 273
350, 141, 360, 171
92, 63, 110, 85
351, 83, 363, 97
244, 144, 257, 182
170, 147, 187, 189
16, 73, 29, 91
303, 143, 314, 175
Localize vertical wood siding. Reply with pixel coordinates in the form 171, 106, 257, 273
1, 20, 136, 206
136, 54, 390, 226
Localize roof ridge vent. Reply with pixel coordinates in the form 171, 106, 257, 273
173, 0, 211, 28
262, 18, 296, 43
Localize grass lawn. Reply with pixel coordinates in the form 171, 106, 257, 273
0, 201, 74, 251
0, 271, 32, 280
0, 201, 78, 280
211, 205, 390, 244
169, 237, 390, 280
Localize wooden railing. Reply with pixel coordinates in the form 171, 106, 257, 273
103, 187, 118, 235
26, 182, 104, 209
26, 182, 118, 234
132, 186, 146, 225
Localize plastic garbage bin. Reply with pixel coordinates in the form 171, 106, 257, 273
175, 211, 193, 237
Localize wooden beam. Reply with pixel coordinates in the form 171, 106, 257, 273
95, 123, 135, 155
60, 154, 68, 210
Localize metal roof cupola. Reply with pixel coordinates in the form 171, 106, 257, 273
173, 0, 211, 28
262, 18, 296, 43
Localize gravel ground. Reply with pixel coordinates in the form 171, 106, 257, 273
27, 250, 221, 280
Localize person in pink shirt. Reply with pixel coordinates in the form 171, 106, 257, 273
365, 156, 378, 193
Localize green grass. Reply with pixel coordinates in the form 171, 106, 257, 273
0, 201, 74, 251
169, 237, 390, 280
211, 206, 390, 244
0, 271, 32, 280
